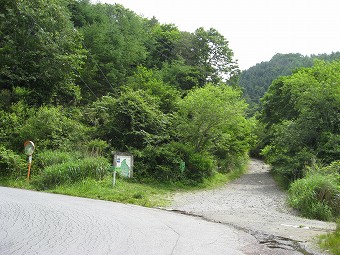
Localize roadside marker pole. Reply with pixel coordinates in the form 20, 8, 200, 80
24, 141, 35, 182
27, 155, 32, 181
113, 170, 117, 186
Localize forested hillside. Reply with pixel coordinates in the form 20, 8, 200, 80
0, 0, 249, 186
1, 0, 339, 223
239, 52, 340, 112
258, 60, 340, 220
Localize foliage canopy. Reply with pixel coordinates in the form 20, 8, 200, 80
0, 0, 249, 184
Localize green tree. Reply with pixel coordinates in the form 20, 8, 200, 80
239, 52, 340, 111
0, 0, 86, 106
126, 66, 180, 113
145, 23, 181, 69
68, 2, 148, 101
160, 60, 201, 91
260, 60, 340, 182
86, 90, 170, 151
12, 106, 89, 151
175, 84, 251, 170
191, 28, 239, 86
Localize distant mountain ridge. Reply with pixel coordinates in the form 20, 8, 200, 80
239, 52, 340, 110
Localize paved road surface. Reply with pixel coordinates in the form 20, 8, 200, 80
0, 186, 304, 255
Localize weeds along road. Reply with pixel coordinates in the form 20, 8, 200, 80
0, 186, 307, 255
169, 159, 336, 255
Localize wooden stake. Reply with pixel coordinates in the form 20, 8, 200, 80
27, 155, 32, 182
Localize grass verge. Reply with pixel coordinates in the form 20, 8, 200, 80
319, 220, 340, 255
0, 167, 246, 208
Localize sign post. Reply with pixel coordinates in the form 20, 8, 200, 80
111, 152, 133, 186
113, 169, 117, 186
24, 141, 35, 182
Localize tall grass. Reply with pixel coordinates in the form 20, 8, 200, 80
319, 219, 340, 255
288, 169, 339, 221
34, 157, 110, 189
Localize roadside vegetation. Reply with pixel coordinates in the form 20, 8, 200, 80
319, 220, 340, 255
0, 0, 250, 205
255, 60, 340, 254
256, 60, 340, 222
1, 4, 339, 252
239, 52, 340, 114
0, 168, 245, 208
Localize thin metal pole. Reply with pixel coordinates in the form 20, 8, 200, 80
113, 170, 116, 186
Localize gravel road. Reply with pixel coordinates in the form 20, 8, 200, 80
168, 159, 336, 255
0, 186, 309, 255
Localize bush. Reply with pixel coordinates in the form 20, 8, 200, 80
34, 157, 110, 189
217, 156, 249, 174
0, 145, 26, 177
133, 145, 182, 182
87, 91, 170, 151
319, 219, 340, 255
133, 142, 216, 183
262, 145, 315, 183
317, 133, 340, 165
185, 150, 215, 183
85, 139, 109, 157
166, 142, 216, 182
34, 150, 81, 174
13, 106, 89, 151
288, 164, 340, 221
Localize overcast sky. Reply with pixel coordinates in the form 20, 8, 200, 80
96, 0, 340, 70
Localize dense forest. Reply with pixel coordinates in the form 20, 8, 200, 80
0, 0, 339, 221
0, 0, 248, 185
239, 52, 340, 113
258, 60, 340, 220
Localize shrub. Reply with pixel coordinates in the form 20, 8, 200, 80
33, 150, 81, 174
13, 106, 89, 151
87, 91, 170, 151
85, 139, 109, 157
319, 219, 340, 255
317, 133, 340, 165
262, 145, 316, 183
132, 145, 182, 182
133, 142, 216, 183
34, 157, 110, 189
0, 145, 26, 177
288, 165, 340, 221
185, 150, 215, 183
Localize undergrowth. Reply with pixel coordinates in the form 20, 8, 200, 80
288, 162, 340, 221
319, 219, 340, 255
0, 166, 246, 208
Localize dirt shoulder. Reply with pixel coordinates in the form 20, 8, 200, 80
168, 159, 336, 254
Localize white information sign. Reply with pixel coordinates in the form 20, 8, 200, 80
113, 152, 133, 178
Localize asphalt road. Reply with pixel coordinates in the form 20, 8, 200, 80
0, 186, 301, 255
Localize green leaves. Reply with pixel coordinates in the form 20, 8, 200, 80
260, 60, 340, 182
88, 89, 170, 151
0, 0, 252, 184
0, 0, 86, 105
192, 28, 239, 85
14, 106, 89, 151
176, 84, 251, 169
72, 3, 148, 99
